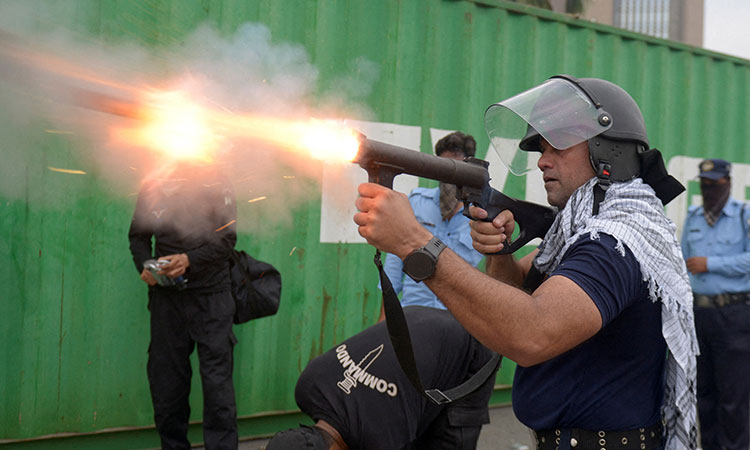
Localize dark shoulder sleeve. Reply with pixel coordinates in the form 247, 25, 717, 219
128, 184, 154, 274
550, 233, 646, 325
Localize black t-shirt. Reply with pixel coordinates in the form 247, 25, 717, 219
513, 233, 666, 430
128, 165, 237, 292
295, 306, 496, 450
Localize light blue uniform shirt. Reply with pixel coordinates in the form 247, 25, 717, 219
681, 197, 750, 295
381, 187, 483, 309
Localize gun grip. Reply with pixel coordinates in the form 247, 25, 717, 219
465, 187, 556, 255
367, 163, 407, 190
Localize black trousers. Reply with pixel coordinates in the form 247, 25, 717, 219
147, 288, 238, 450
695, 303, 750, 450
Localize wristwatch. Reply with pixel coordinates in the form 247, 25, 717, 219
402, 237, 446, 282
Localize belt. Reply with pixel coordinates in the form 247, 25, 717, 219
533, 425, 662, 450
693, 292, 750, 309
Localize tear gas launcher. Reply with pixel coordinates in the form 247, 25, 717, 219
352, 135, 556, 254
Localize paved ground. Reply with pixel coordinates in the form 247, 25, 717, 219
233, 404, 533, 450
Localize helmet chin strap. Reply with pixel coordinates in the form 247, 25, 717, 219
592, 160, 612, 216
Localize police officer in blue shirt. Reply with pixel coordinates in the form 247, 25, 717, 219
681, 158, 750, 450
381, 132, 483, 314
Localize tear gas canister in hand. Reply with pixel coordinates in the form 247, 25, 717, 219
143, 259, 188, 289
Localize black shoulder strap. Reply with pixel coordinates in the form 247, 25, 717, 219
374, 250, 501, 405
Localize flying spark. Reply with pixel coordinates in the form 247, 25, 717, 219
48, 166, 87, 175
215, 219, 237, 232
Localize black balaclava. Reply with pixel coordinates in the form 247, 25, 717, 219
701, 178, 731, 226
439, 181, 459, 221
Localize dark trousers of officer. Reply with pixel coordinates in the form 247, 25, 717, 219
147, 288, 238, 450
695, 302, 750, 450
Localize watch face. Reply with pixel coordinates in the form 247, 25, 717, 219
404, 250, 436, 281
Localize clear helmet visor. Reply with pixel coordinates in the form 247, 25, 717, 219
484, 78, 612, 175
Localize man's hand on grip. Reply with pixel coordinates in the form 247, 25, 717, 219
469, 207, 516, 254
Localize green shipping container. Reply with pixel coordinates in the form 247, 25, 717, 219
1, 0, 749, 448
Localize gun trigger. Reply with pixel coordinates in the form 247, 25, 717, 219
463, 203, 483, 221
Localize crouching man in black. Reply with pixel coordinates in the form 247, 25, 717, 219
267, 306, 500, 450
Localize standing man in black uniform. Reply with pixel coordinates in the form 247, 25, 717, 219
265, 306, 499, 450
128, 161, 238, 450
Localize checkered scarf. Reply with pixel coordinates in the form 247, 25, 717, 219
534, 178, 698, 450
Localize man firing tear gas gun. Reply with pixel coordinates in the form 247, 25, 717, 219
354, 75, 698, 450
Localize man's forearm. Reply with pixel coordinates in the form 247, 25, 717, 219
423, 249, 536, 362
186, 217, 237, 270
185, 239, 235, 269
485, 254, 526, 288
422, 248, 600, 367
708, 251, 750, 277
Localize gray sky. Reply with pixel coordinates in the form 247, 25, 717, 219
703, 0, 750, 59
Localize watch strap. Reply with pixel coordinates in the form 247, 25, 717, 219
422, 236, 447, 259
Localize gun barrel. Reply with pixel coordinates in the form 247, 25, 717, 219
353, 136, 489, 189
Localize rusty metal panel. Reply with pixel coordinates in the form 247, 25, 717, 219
2, 0, 750, 445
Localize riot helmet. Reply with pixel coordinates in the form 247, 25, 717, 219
486, 75, 647, 180
485, 75, 683, 208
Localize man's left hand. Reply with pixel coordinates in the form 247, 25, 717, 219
354, 183, 432, 259
159, 253, 190, 278
686, 256, 708, 274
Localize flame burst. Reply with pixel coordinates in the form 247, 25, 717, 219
106, 90, 361, 165
130, 91, 219, 162
296, 119, 361, 162
215, 111, 362, 163
1, 31, 363, 167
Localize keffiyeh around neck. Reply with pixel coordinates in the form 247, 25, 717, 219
535, 178, 698, 450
